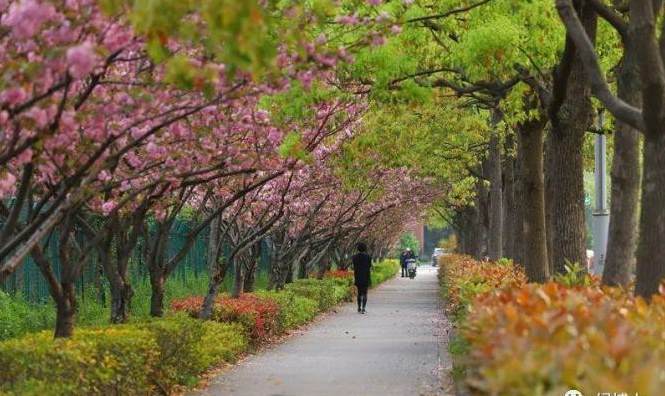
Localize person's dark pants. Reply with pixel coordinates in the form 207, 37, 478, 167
401, 265, 407, 277
356, 285, 368, 310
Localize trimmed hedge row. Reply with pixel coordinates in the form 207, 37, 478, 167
439, 254, 665, 396
0, 314, 247, 395
0, 260, 398, 396
371, 259, 400, 285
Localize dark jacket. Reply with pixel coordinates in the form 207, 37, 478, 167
400, 251, 413, 267
352, 252, 372, 287
400, 252, 408, 267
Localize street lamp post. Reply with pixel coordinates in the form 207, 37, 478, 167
592, 111, 610, 275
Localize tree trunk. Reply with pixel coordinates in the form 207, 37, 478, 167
603, 43, 641, 288
231, 259, 244, 298
478, 178, 490, 259
243, 264, 256, 292
513, 133, 525, 266
488, 126, 503, 261
110, 282, 133, 324
548, 85, 593, 273
199, 263, 229, 319
544, 131, 555, 275
207, 215, 221, 274
547, 3, 596, 274
471, 176, 489, 260
502, 135, 516, 260
149, 271, 166, 317
54, 283, 76, 338
518, 118, 550, 282
635, 131, 665, 297
297, 257, 307, 279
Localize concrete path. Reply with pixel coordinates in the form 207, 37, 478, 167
192, 265, 453, 396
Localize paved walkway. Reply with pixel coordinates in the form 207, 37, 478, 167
191, 265, 453, 396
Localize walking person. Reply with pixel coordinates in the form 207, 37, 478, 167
352, 242, 372, 314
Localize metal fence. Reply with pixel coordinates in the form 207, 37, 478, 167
1, 221, 271, 303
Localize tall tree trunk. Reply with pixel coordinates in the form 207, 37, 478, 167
469, 200, 482, 259
544, 131, 555, 275
548, 82, 593, 273
471, 175, 489, 260
519, 117, 550, 282
547, 3, 596, 274
502, 135, 516, 260
625, 0, 665, 298
635, 132, 665, 297
603, 43, 641, 287
488, 124, 503, 261
479, 178, 490, 259
512, 141, 524, 265
465, 206, 475, 256
548, 123, 588, 274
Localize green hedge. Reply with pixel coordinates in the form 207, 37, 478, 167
0, 327, 159, 395
284, 279, 339, 311
370, 259, 399, 286
255, 290, 319, 330
0, 316, 247, 395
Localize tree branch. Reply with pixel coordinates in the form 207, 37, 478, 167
556, 0, 645, 131
406, 0, 492, 23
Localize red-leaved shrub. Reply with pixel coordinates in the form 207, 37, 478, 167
171, 294, 280, 343
324, 270, 353, 279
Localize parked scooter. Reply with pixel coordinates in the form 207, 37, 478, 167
406, 258, 417, 279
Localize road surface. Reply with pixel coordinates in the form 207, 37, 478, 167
191, 265, 453, 396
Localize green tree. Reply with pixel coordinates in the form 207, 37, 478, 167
398, 232, 420, 256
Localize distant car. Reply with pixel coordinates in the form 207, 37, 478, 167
432, 248, 445, 266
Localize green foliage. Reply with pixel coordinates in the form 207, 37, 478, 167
278, 132, 312, 162
453, 16, 525, 80
438, 234, 458, 253
0, 272, 213, 341
284, 279, 337, 312
139, 315, 209, 390
127, 0, 277, 76
553, 260, 593, 287
138, 314, 247, 390
0, 291, 55, 341
0, 316, 248, 396
198, 321, 248, 365
0, 327, 159, 395
0, 261, 399, 395
496, 257, 513, 267
397, 232, 420, 255
448, 334, 471, 382
255, 290, 319, 330
370, 260, 399, 286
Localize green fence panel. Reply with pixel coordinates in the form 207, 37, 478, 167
1, 220, 272, 303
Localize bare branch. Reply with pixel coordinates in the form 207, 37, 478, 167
406, 0, 492, 24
